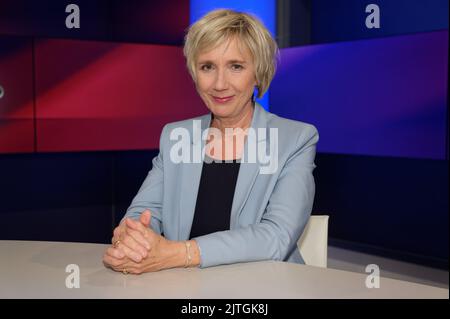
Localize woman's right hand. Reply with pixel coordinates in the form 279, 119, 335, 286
109, 210, 152, 263
111, 220, 127, 247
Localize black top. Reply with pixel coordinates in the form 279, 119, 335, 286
189, 156, 241, 239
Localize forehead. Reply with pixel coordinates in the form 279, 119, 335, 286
196, 37, 253, 62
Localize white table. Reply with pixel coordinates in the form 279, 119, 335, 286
0, 240, 447, 299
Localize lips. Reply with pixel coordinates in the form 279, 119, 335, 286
212, 95, 234, 103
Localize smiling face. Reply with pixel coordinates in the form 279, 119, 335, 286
195, 37, 257, 122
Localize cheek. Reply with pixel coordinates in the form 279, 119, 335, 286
195, 80, 211, 104
236, 73, 257, 93
237, 82, 256, 98
196, 75, 212, 92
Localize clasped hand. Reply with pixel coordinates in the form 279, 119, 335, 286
103, 209, 171, 274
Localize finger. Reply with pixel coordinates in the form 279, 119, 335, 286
124, 267, 143, 275
122, 234, 148, 258
112, 266, 142, 275
112, 221, 127, 243
126, 217, 149, 235
140, 209, 151, 227
103, 252, 126, 268
109, 262, 138, 274
106, 247, 125, 259
126, 227, 151, 251
121, 259, 161, 274
112, 227, 120, 243
119, 259, 144, 275
113, 226, 120, 238
119, 236, 147, 262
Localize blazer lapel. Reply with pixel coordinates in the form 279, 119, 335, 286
178, 113, 211, 240
230, 103, 269, 229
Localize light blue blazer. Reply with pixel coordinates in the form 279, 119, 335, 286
123, 103, 319, 268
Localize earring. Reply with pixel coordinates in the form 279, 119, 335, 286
251, 91, 256, 103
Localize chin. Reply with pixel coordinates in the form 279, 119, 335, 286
206, 103, 231, 115
210, 108, 233, 118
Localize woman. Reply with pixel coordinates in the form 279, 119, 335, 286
103, 9, 319, 274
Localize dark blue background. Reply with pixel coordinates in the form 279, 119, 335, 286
0, 0, 448, 269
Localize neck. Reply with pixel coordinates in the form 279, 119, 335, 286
211, 100, 255, 134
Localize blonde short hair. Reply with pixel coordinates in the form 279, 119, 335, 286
183, 9, 279, 99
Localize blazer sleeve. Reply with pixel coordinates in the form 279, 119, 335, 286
193, 124, 319, 268
121, 125, 167, 235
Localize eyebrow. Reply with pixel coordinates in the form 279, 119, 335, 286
197, 59, 247, 65
228, 60, 247, 64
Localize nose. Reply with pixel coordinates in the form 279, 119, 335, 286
213, 68, 228, 91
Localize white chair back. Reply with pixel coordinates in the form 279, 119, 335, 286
297, 215, 329, 268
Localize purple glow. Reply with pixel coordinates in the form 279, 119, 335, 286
271, 30, 448, 159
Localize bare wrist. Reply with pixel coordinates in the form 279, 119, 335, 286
163, 240, 186, 269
